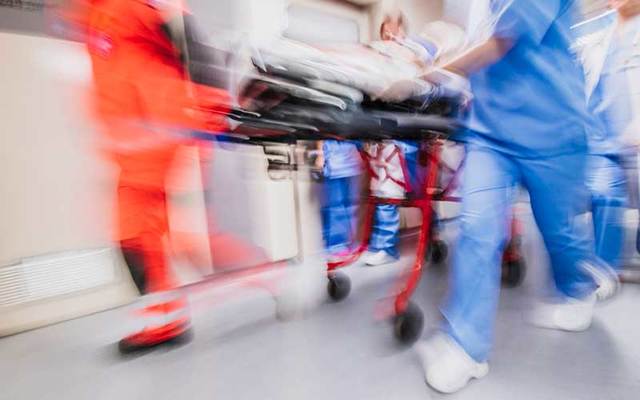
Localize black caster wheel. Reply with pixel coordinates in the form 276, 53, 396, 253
310, 169, 324, 183
327, 272, 351, 302
502, 259, 525, 288
393, 302, 424, 345
429, 240, 448, 265
508, 236, 522, 249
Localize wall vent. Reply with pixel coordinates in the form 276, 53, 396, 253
0, 248, 119, 308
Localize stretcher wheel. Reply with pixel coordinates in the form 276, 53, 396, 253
310, 169, 324, 183
327, 272, 351, 302
429, 240, 448, 265
502, 259, 525, 288
509, 235, 522, 249
393, 302, 424, 345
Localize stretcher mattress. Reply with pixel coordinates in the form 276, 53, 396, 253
230, 39, 467, 142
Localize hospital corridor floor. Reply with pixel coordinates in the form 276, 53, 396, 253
2, 238, 640, 399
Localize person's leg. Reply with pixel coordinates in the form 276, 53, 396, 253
587, 155, 627, 270
365, 141, 416, 262
116, 148, 190, 352
321, 177, 352, 256
368, 204, 400, 259
439, 146, 518, 362
419, 146, 517, 394
402, 141, 427, 196
521, 153, 596, 300
117, 184, 175, 294
345, 174, 362, 249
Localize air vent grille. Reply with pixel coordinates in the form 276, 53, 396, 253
0, 249, 118, 308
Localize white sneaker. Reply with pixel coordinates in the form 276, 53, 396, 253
359, 250, 376, 264
527, 294, 596, 332
416, 333, 489, 394
364, 250, 398, 266
580, 261, 620, 301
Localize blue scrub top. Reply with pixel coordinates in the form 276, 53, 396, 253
462, 0, 598, 158
588, 20, 640, 156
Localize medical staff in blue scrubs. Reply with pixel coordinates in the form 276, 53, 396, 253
411, 0, 602, 393
583, 0, 640, 299
364, 141, 426, 265
319, 140, 362, 261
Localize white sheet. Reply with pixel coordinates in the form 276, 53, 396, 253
257, 38, 435, 100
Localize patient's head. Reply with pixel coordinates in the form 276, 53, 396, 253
380, 11, 408, 41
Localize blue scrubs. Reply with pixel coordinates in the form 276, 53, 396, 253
442, 0, 597, 363
321, 140, 362, 256
587, 155, 627, 269
586, 20, 639, 270
368, 141, 426, 259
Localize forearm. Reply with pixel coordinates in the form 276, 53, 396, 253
314, 140, 325, 169
439, 37, 514, 76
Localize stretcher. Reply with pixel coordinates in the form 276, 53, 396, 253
192, 40, 525, 345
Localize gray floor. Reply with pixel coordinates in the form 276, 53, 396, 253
2, 223, 640, 400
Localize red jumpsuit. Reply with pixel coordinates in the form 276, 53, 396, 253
62, 0, 230, 348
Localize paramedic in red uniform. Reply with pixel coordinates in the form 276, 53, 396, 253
60, 0, 231, 351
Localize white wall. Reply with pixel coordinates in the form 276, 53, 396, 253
288, 0, 372, 43
443, 0, 490, 32
401, 0, 444, 34
0, 32, 136, 335
0, 33, 112, 265
369, 0, 443, 39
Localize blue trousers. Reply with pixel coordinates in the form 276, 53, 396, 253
442, 145, 597, 362
587, 155, 627, 270
321, 176, 361, 256
369, 142, 425, 258
369, 204, 401, 258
